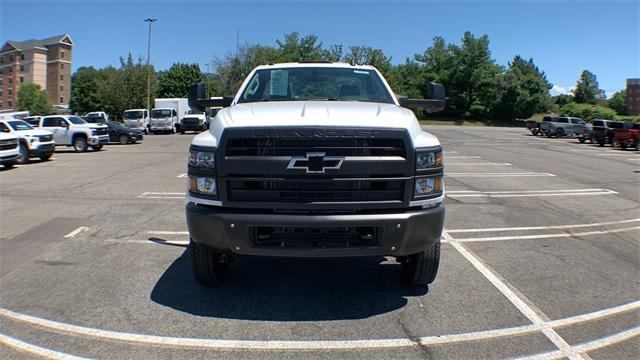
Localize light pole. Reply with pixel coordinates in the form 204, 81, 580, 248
144, 18, 157, 115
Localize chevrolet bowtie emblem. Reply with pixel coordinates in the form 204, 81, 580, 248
287, 153, 344, 173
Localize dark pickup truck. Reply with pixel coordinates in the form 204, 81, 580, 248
525, 119, 541, 135
592, 120, 625, 146
614, 123, 639, 150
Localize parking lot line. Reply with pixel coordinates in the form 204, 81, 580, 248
104, 239, 189, 246
63, 226, 90, 238
446, 173, 555, 177
147, 231, 189, 235
447, 218, 640, 234
447, 189, 617, 198
138, 192, 185, 199
597, 153, 640, 157
445, 233, 583, 359
177, 173, 187, 178
0, 332, 88, 360
527, 327, 640, 360
444, 156, 482, 159
450, 226, 640, 243
446, 162, 513, 166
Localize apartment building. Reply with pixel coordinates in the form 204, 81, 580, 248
626, 78, 640, 116
0, 34, 74, 110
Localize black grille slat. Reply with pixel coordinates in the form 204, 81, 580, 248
226, 138, 406, 157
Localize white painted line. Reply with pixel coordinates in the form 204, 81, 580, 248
447, 189, 617, 198
105, 239, 190, 246
147, 231, 189, 235
446, 173, 556, 177
63, 226, 90, 238
548, 301, 640, 329
177, 173, 188, 178
446, 163, 512, 166
444, 156, 482, 159
572, 326, 640, 353
144, 192, 184, 195
445, 232, 583, 359
447, 218, 640, 234
597, 153, 640, 157
443, 151, 458, 154
0, 332, 88, 360
453, 226, 640, 243
138, 192, 186, 199
139, 196, 186, 199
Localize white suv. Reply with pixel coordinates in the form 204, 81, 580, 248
0, 119, 55, 163
0, 131, 19, 169
38, 115, 109, 152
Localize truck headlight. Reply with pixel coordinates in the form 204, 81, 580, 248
190, 176, 217, 196
189, 150, 215, 168
414, 176, 443, 197
416, 150, 442, 169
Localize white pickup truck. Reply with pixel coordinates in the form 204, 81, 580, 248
0, 119, 55, 163
185, 62, 446, 287
38, 115, 109, 152
0, 131, 19, 169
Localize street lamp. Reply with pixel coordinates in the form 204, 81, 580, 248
144, 18, 157, 115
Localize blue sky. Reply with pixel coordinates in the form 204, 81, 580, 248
1, 1, 638, 97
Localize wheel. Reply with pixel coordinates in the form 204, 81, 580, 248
556, 129, 565, 137
16, 143, 30, 164
610, 137, 616, 147
91, 144, 103, 151
73, 137, 88, 152
621, 141, 628, 150
578, 137, 586, 143
1, 161, 15, 169
190, 239, 230, 286
39, 154, 52, 161
400, 243, 441, 286
172, 126, 177, 134
145, 127, 149, 135
531, 129, 539, 136
119, 134, 129, 145
545, 132, 552, 138
180, 129, 185, 134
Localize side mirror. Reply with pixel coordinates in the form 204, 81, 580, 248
188, 83, 233, 112
60, 121, 69, 128
398, 82, 446, 113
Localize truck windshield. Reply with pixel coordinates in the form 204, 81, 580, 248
8, 120, 34, 131
68, 116, 87, 124
151, 110, 172, 118
238, 67, 395, 104
124, 111, 144, 120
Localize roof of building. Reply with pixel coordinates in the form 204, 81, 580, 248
2, 34, 74, 52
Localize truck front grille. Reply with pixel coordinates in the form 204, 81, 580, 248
0, 139, 18, 150
37, 135, 53, 142
226, 138, 406, 157
226, 177, 405, 203
94, 128, 108, 135
250, 226, 381, 248
182, 118, 200, 126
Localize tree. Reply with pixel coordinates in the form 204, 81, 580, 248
552, 94, 574, 106
343, 46, 392, 75
607, 90, 627, 115
69, 66, 102, 114
158, 63, 204, 98
16, 83, 54, 115
559, 103, 616, 121
493, 56, 552, 121
276, 32, 328, 62
387, 60, 425, 98
573, 70, 604, 104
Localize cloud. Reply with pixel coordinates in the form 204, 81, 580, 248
550, 84, 574, 96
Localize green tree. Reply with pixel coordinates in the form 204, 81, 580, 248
16, 83, 54, 115
69, 66, 102, 114
276, 32, 327, 62
158, 63, 204, 98
573, 70, 604, 104
559, 102, 616, 120
607, 90, 627, 115
387, 60, 425, 98
493, 56, 551, 121
343, 46, 392, 75
552, 94, 574, 106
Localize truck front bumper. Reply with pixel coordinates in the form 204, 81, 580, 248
88, 136, 109, 145
29, 142, 55, 156
186, 203, 444, 258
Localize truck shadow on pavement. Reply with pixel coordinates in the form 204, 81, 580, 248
150, 249, 427, 321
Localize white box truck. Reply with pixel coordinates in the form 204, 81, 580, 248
149, 98, 189, 134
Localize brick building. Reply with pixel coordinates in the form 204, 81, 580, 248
0, 34, 74, 111
627, 78, 640, 116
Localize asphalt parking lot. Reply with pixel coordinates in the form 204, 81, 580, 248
0, 127, 638, 359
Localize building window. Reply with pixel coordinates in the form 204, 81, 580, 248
20, 76, 24, 83
8, 78, 12, 84
0, 56, 3, 64
8, 90, 12, 96
60, 85, 63, 91
20, 65, 24, 72
59, 96, 64, 103
20, 54, 24, 60
60, 74, 63, 80
8, 67, 12, 73
8, 100, 12, 107
0, 68, 3, 74
9, 55, 14, 61
60, 63, 64, 69
61, 51, 65, 59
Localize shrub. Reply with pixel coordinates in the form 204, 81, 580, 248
558, 103, 616, 121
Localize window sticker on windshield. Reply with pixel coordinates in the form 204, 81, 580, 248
270, 70, 289, 97
353, 70, 369, 75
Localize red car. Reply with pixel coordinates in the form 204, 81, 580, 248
614, 123, 639, 150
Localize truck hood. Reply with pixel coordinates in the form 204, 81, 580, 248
194, 101, 440, 148
74, 123, 107, 129
14, 129, 52, 136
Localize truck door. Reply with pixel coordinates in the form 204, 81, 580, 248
42, 117, 68, 145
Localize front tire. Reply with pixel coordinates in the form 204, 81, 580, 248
91, 144, 103, 151
17, 143, 30, 164
190, 239, 229, 286
400, 243, 441, 286
39, 153, 52, 161
73, 137, 88, 152
578, 137, 586, 143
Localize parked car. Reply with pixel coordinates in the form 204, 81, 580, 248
592, 120, 625, 146
0, 119, 55, 163
123, 109, 150, 134
525, 119, 541, 135
576, 122, 593, 143
539, 116, 588, 137
37, 115, 109, 152
23, 116, 42, 127
614, 123, 639, 150
105, 121, 144, 144
85, 111, 109, 123
0, 131, 19, 169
